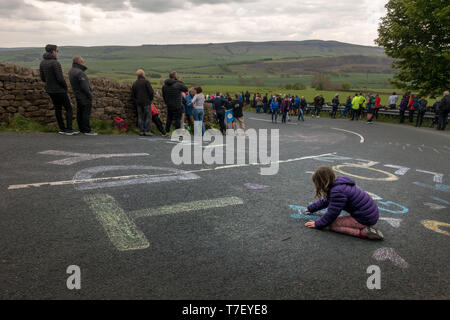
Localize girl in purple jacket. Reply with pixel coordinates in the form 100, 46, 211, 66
304, 166, 384, 240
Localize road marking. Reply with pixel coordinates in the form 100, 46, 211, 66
372, 248, 408, 269
39, 150, 149, 165
331, 128, 365, 143
8, 152, 335, 190
130, 197, 243, 219
384, 164, 410, 176
422, 220, 450, 237
84, 194, 150, 251
416, 169, 444, 183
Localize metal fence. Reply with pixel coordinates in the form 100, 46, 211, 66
304, 105, 437, 119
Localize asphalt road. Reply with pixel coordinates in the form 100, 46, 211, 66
1, 113, 449, 299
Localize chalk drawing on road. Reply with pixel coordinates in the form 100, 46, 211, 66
422, 220, 450, 237
73, 165, 200, 190
416, 170, 444, 183
430, 197, 450, 205
379, 217, 402, 228
39, 150, 149, 165
413, 182, 450, 193
313, 154, 353, 163
244, 183, 268, 190
372, 248, 408, 269
383, 165, 410, 176
84, 194, 244, 251
353, 159, 379, 168
333, 164, 399, 182
377, 201, 409, 215
423, 203, 447, 210
84, 194, 150, 251
289, 205, 321, 220
331, 128, 365, 144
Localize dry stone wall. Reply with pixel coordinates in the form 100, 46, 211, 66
0, 62, 214, 129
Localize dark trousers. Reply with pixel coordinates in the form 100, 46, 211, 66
351, 109, 359, 120
272, 111, 278, 122
409, 109, 415, 122
399, 109, 406, 123
314, 106, 321, 116
374, 108, 380, 120
216, 109, 226, 134
152, 114, 165, 135
438, 110, 449, 130
49, 92, 73, 131
165, 108, 181, 133
298, 108, 304, 121
331, 106, 338, 118
341, 107, 350, 118
282, 111, 287, 123
76, 99, 92, 133
136, 104, 151, 133
415, 111, 425, 127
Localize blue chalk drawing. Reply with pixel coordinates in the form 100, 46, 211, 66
414, 182, 450, 193
431, 196, 450, 205
290, 205, 347, 220
377, 201, 409, 215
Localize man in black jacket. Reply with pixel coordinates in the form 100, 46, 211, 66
162, 71, 188, 133
207, 93, 227, 135
68, 56, 96, 135
438, 91, 450, 131
131, 69, 154, 136
39, 44, 77, 135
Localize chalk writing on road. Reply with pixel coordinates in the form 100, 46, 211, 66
422, 220, 450, 237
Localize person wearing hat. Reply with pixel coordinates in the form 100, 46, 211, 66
39, 44, 78, 135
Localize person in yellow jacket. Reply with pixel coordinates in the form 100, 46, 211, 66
351, 94, 360, 121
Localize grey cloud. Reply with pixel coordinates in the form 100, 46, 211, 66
0, 0, 51, 20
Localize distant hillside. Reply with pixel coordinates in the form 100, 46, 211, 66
0, 40, 392, 88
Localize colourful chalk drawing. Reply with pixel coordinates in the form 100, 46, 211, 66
416, 170, 444, 183
73, 165, 200, 190
39, 150, 149, 165
372, 248, 408, 269
84, 194, 244, 251
244, 183, 268, 190
379, 217, 402, 228
423, 203, 447, 210
333, 164, 398, 182
377, 201, 409, 215
430, 197, 450, 205
421, 220, 450, 237
413, 182, 450, 193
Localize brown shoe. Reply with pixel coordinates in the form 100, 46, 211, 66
361, 227, 384, 240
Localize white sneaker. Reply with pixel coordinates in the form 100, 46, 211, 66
84, 130, 98, 136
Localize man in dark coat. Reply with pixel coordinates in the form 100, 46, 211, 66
437, 91, 450, 131
131, 69, 154, 136
68, 56, 96, 135
207, 93, 227, 135
39, 44, 77, 135
162, 71, 188, 133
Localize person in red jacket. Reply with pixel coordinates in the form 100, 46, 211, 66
374, 94, 381, 120
151, 104, 168, 136
408, 94, 417, 123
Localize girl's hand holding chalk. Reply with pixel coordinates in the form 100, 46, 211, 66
305, 221, 316, 228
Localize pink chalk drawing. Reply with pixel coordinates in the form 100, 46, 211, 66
244, 183, 268, 190
372, 248, 409, 269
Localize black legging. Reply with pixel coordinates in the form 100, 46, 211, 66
216, 109, 226, 134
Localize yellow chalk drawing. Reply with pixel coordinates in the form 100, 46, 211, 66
333, 164, 398, 182
84, 194, 150, 251
422, 220, 450, 237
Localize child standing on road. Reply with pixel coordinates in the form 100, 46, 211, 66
304, 166, 384, 240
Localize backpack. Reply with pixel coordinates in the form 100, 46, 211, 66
113, 116, 128, 131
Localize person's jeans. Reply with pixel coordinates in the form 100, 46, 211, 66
76, 98, 92, 133
192, 108, 205, 136
298, 108, 304, 121
331, 106, 338, 118
341, 107, 350, 118
438, 109, 449, 130
165, 108, 181, 133
282, 111, 287, 123
136, 104, 151, 133
263, 103, 268, 113
314, 106, 321, 116
272, 111, 278, 122
49, 92, 73, 131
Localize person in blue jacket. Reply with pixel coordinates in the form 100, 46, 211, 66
270, 98, 280, 123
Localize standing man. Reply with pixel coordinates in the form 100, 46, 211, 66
245, 91, 250, 106
162, 71, 188, 134
40, 44, 78, 135
130, 69, 154, 136
233, 94, 245, 131
415, 96, 428, 128
331, 94, 339, 119
69, 56, 96, 136
437, 91, 450, 131
388, 92, 398, 109
208, 93, 227, 135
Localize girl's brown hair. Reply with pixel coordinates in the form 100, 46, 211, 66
312, 166, 336, 199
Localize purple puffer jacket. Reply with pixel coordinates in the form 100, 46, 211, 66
307, 176, 379, 229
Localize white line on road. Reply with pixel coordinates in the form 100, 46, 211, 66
331, 128, 365, 144
39, 150, 149, 165
8, 152, 335, 190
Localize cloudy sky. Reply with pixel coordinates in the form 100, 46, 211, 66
1, 0, 388, 47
